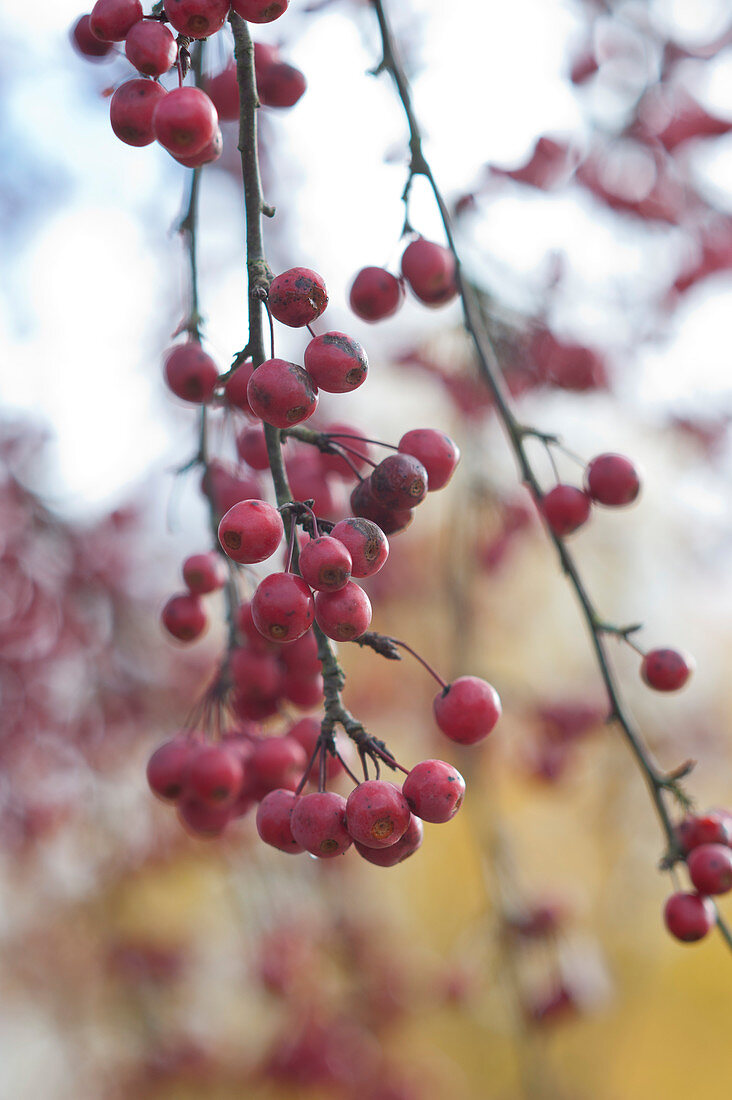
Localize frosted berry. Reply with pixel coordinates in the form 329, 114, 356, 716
290, 791, 352, 858
398, 429, 460, 491
164, 0, 231, 39
110, 79, 167, 147
147, 737, 198, 801
355, 814, 423, 866
677, 812, 732, 853
349, 267, 404, 322
217, 499, 283, 564
400, 238, 457, 306
252, 573, 315, 643
314, 581, 372, 641
71, 15, 114, 58
164, 343, 219, 403
173, 128, 223, 168
256, 789, 304, 853
331, 517, 389, 578
434, 676, 501, 745
641, 648, 694, 692
687, 844, 732, 895
303, 332, 368, 393
259, 61, 307, 108
231, 0, 289, 23
299, 536, 352, 592
162, 593, 207, 641
350, 478, 413, 536
370, 453, 428, 509
206, 62, 239, 121
585, 453, 640, 506
124, 20, 177, 77
236, 423, 271, 470
664, 891, 716, 942
224, 358, 256, 413
247, 358, 318, 428
182, 551, 228, 594
90, 0, 142, 41
346, 780, 411, 849
540, 485, 591, 537
268, 268, 328, 328
184, 743, 244, 807
153, 87, 218, 157
402, 759, 466, 823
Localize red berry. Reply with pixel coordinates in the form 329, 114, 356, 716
256, 789, 304, 853
290, 791, 352, 858
71, 14, 114, 58
184, 743, 244, 807
402, 759, 465, 823
161, 592, 207, 641
90, 0, 142, 42
110, 79, 167, 147
279, 628, 320, 675
164, 343, 219, 403
346, 780, 411, 849
236, 423, 271, 470
350, 478, 413, 536
664, 891, 716, 942
268, 268, 328, 328
249, 736, 307, 792
303, 332, 368, 393
247, 358, 318, 428
231, 645, 283, 698
398, 429, 460, 491
164, 0, 230, 39
147, 737, 198, 801
370, 454, 428, 509
124, 20, 177, 76
314, 582, 372, 641
172, 128, 223, 168
230, 0, 289, 24
349, 267, 404, 322
258, 61, 307, 108
182, 551, 228, 594
217, 499, 283, 564
331, 518, 389, 578
281, 670, 323, 709
400, 238, 457, 306
540, 485, 591, 537
299, 536, 352, 592
677, 812, 732, 852
434, 676, 501, 745
585, 453, 641, 507
252, 573, 314, 643
354, 814, 423, 866
285, 450, 336, 518
687, 844, 732, 895
224, 358, 256, 413
177, 797, 232, 837
640, 648, 694, 692
206, 62, 239, 122
153, 87, 218, 157
201, 460, 261, 517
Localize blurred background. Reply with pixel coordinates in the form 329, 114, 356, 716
2, 0, 732, 1097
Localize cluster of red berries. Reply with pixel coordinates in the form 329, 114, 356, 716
664, 810, 732, 942
162, 550, 228, 641
71, 0, 300, 169
348, 236, 458, 323
148, 719, 468, 866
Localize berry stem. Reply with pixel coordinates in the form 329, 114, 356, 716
370, 0, 732, 951
390, 638, 448, 689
